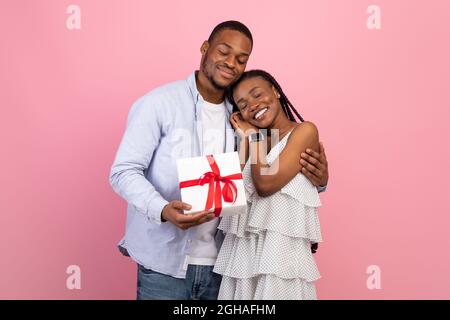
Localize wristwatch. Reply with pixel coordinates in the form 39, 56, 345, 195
248, 132, 265, 143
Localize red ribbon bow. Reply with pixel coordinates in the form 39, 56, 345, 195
179, 155, 243, 217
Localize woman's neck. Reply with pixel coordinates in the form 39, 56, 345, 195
268, 114, 296, 140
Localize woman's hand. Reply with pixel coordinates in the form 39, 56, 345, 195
229, 112, 258, 138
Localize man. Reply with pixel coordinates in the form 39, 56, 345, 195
109, 21, 329, 300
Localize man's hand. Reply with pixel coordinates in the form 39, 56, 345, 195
299, 141, 329, 187
161, 200, 215, 230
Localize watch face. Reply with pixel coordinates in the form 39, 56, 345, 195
249, 132, 264, 142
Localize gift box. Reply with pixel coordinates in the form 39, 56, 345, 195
176, 152, 247, 217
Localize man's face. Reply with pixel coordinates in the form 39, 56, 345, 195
200, 29, 252, 90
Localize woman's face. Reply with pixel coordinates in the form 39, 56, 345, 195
232, 76, 282, 128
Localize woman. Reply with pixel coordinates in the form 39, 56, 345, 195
213, 70, 323, 300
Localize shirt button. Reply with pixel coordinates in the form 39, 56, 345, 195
188, 239, 192, 243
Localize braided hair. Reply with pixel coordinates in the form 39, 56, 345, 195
227, 70, 317, 253
226, 69, 304, 123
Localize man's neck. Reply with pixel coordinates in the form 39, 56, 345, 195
195, 71, 225, 104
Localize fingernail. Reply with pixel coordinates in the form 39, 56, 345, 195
306, 149, 311, 153
301, 153, 306, 157
300, 159, 306, 164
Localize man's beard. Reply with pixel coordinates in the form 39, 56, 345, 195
202, 58, 228, 90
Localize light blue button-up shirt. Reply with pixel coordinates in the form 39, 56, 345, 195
109, 71, 236, 278
110, 71, 327, 279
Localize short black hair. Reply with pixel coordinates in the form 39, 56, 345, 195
208, 20, 253, 47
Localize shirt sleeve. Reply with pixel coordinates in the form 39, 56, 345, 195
109, 95, 168, 224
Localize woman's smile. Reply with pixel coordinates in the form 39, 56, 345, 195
254, 107, 268, 120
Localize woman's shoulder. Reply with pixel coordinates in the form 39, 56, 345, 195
288, 121, 319, 145
291, 121, 318, 135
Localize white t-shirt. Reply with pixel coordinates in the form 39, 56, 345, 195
185, 99, 227, 267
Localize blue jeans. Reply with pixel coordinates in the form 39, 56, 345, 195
136, 264, 222, 300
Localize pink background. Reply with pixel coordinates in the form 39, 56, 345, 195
1, 0, 449, 299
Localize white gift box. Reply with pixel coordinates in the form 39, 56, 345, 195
176, 152, 247, 217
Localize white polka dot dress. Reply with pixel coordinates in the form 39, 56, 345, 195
213, 130, 322, 300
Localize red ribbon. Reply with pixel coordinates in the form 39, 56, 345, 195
179, 155, 243, 217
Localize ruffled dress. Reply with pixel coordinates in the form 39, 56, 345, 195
213, 130, 322, 300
